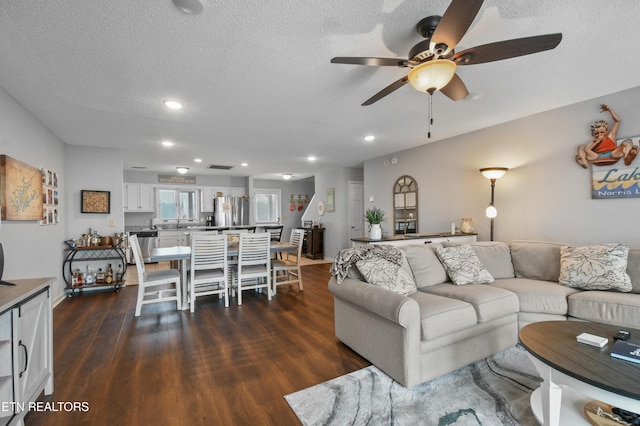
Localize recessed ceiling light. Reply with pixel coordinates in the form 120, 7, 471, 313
194, 158, 202, 163
172, 0, 205, 14
176, 167, 189, 174
307, 156, 316, 162
364, 135, 375, 142
161, 140, 174, 147
241, 162, 248, 167
163, 100, 183, 110
282, 173, 292, 180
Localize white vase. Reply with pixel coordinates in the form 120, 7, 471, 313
369, 223, 382, 240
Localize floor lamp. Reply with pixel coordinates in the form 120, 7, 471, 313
479, 167, 508, 241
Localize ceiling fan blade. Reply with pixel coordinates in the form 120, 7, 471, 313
331, 57, 407, 67
430, 0, 484, 54
440, 74, 468, 101
453, 33, 562, 65
362, 76, 409, 106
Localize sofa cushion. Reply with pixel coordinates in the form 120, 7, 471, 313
559, 244, 632, 292
444, 241, 515, 279
626, 249, 640, 294
569, 291, 640, 328
435, 245, 494, 285
492, 278, 581, 315
410, 291, 477, 340
356, 253, 417, 296
420, 283, 519, 323
403, 244, 448, 288
509, 240, 563, 281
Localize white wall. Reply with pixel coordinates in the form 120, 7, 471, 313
0, 88, 126, 303
66, 145, 124, 239
364, 85, 640, 248
0, 88, 67, 300
253, 177, 315, 240
310, 167, 364, 259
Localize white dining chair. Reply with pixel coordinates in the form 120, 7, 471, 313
188, 233, 228, 312
129, 234, 182, 316
232, 232, 271, 305
272, 229, 304, 295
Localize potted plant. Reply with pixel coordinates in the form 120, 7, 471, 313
364, 207, 385, 240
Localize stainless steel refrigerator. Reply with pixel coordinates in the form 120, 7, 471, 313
212, 196, 250, 227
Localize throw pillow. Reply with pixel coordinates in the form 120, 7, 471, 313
435, 245, 494, 285
356, 254, 417, 296
559, 244, 632, 292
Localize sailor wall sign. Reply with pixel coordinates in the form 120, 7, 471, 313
574, 104, 640, 199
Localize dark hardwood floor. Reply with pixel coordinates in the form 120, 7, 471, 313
26, 264, 369, 426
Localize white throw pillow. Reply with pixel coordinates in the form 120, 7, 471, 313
356, 255, 417, 296
559, 244, 632, 292
435, 245, 494, 285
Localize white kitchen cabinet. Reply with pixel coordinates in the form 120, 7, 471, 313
0, 278, 54, 426
156, 230, 187, 248
200, 186, 216, 212
201, 187, 245, 212
213, 186, 245, 197
124, 183, 154, 212
229, 187, 245, 197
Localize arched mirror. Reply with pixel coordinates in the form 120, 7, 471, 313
393, 175, 418, 235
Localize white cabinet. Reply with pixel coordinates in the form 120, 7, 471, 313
201, 186, 245, 212
0, 311, 14, 425
15, 290, 51, 409
0, 279, 54, 426
200, 186, 217, 212
124, 183, 154, 212
156, 230, 187, 248
229, 187, 245, 197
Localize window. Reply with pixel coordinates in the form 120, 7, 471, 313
254, 188, 281, 224
157, 188, 199, 220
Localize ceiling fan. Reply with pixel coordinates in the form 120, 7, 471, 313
331, 0, 562, 106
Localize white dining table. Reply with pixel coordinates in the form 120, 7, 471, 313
150, 241, 297, 310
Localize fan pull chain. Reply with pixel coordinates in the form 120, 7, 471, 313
427, 92, 433, 138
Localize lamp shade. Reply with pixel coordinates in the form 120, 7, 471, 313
407, 60, 456, 93
486, 204, 498, 218
479, 167, 509, 180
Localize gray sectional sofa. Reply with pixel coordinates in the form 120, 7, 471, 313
328, 240, 640, 387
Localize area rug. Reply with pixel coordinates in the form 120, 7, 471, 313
284, 345, 542, 426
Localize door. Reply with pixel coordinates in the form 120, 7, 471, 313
348, 181, 364, 239
15, 289, 50, 404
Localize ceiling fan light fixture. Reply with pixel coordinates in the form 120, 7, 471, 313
480, 167, 509, 180
407, 59, 456, 93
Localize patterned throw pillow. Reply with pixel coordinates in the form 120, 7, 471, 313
355, 254, 417, 296
435, 245, 494, 285
559, 244, 632, 292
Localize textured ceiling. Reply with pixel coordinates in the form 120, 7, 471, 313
1, 0, 639, 180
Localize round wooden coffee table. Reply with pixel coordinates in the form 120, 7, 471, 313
520, 320, 640, 426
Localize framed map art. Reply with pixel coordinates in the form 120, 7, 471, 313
0, 155, 43, 221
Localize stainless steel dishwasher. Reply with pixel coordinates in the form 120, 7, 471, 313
128, 230, 158, 263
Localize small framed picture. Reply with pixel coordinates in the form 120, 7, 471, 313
81, 190, 110, 214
